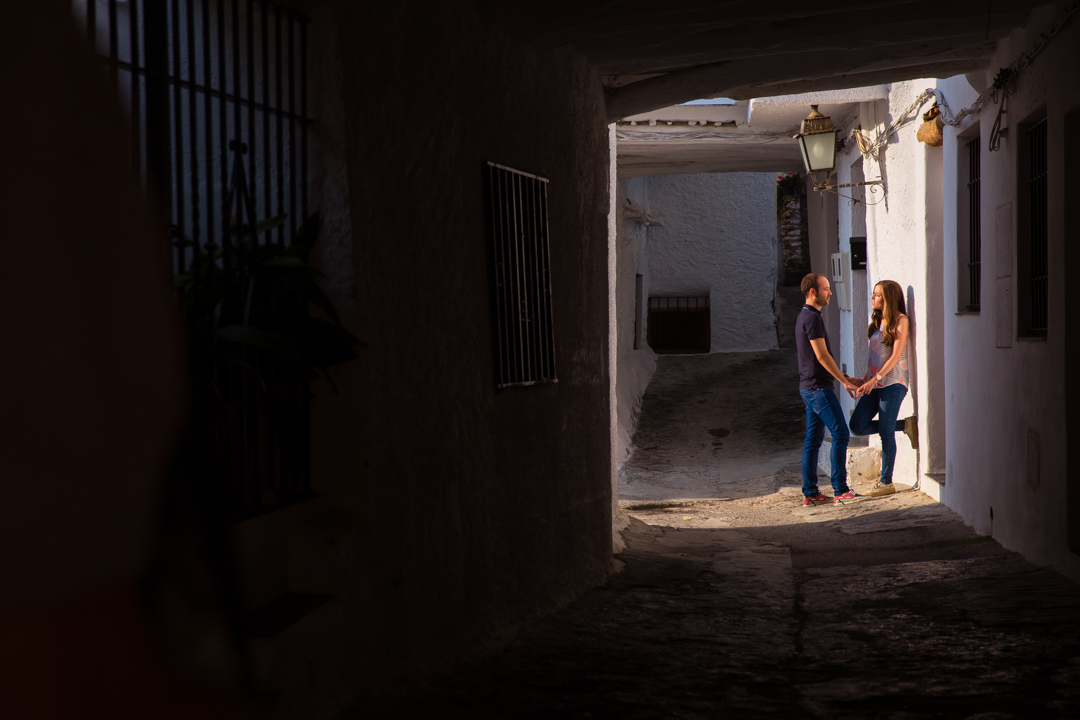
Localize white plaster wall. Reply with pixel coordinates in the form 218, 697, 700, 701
613, 172, 777, 469
285, 1, 618, 713
614, 176, 657, 467
609, 125, 632, 549
645, 173, 779, 352
939, 5, 1080, 581
806, 175, 841, 354
838, 78, 941, 498
832, 150, 873, 422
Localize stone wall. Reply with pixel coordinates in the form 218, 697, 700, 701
779, 189, 811, 286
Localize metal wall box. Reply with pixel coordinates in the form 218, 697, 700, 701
850, 237, 867, 269
830, 252, 852, 311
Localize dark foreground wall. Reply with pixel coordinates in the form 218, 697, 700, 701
264, 0, 613, 714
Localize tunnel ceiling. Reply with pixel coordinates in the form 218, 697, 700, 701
475, 0, 1035, 120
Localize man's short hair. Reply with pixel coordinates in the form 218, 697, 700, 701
801, 273, 824, 298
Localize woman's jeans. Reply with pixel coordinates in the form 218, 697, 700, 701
799, 387, 850, 497
849, 383, 909, 485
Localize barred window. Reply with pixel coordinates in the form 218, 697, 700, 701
959, 138, 984, 313
486, 163, 557, 389
70, 0, 310, 267
1019, 118, 1048, 337
72, 0, 315, 516
647, 296, 710, 354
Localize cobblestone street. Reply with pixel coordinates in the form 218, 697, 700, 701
357, 513, 1080, 719
353, 290, 1080, 719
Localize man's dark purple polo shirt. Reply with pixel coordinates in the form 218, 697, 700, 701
795, 303, 835, 391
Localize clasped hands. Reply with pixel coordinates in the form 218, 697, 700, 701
841, 373, 876, 399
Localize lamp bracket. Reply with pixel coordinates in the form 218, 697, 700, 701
821, 180, 883, 192
806, 174, 885, 205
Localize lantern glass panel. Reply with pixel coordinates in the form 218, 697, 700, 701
799, 131, 836, 173
798, 140, 812, 175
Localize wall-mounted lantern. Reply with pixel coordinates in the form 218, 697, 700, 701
795, 105, 837, 179
794, 105, 883, 201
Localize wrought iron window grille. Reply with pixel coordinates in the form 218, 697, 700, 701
71, 0, 315, 516
1026, 119, 1049, 334
70, 0, 310, 271
485, 162, 558, 390
966, 137, 982, 312
647, 296, 711, 354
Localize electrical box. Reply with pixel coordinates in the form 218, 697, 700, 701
830, 252, 852, 311
850, 237, 867, 270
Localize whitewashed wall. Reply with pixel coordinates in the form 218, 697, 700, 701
939, 6, 1080, 581
614, 176, 657, 467
832, 150, 872, 422
819, 8, 1080, 583
806, 80, 948, 501
613, 172, 778, 467
645, 173, 779, 352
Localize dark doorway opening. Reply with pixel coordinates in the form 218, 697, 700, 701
647, 296, 710, 354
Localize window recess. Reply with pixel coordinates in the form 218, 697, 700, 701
1018, 118, 1048, 337
485, 162, 558, 389
647, 296, 710, 354
964, 137, 982, 312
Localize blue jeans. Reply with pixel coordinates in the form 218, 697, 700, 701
849, 383, 908, 485
800, 387, 850, 497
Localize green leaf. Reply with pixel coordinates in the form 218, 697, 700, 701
293, 212, 321, 246
305, 279, 341, 325
262, 255, 305, 268
300, 318, 362, 367
228, 213, 288, 246
254, 213, 289, 238
181, 209, 361, 398
216, 325, 303, 364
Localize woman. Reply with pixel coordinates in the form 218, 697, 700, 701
847, 280, 919, 497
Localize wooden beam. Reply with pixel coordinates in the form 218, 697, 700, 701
479, 0, 928, 46
588, 5, 1024, 74
722, 59, 989, 101
605, 39, 994, 120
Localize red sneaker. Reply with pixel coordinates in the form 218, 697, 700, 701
833, 491, 862, 504
802, 493, 830, 506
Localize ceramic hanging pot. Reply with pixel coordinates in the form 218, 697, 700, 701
917, 105, 944, 147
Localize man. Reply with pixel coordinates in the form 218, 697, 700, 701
796, 273, 860, 505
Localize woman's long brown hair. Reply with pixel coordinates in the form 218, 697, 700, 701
867, 280, 907, 345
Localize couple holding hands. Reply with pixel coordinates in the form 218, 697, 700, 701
796, 273, 919, 506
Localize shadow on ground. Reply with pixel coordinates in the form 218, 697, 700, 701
619, 287, 807, 504
347, 287, 1080, 718
353, 503, 1080, 719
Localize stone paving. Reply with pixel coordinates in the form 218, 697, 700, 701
356, 499, 1080, 719
352, 289, 1080, 719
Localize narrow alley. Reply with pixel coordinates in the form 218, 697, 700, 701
354, 289, 1080, 719
13, 5, 1080, 719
